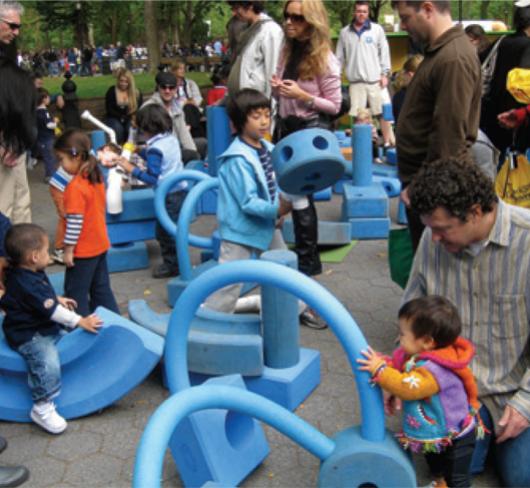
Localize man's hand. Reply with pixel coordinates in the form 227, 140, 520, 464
383, 391, 402, 416
400, 187, 410, 207
496, 405, 530, 443
77, 314, 103, 334
57, 296, 77, 311
278, 196, 292, 217
63, 246, 75, 268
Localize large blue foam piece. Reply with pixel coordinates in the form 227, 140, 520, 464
352, 124, 373, 187
168, 375, 270, 488
372, 163, 398, 178
313, 186, 332, 201
0, 307, 164, 422
207, 106, 232, 177
386, 148, 397, 165
272, 128, 345, 194
199, 187, 218, 215
382, 103, 394, 122
342, 182, 389, 219
106, 188, 155, 223
107, 220, 156, 245
91, 130, 107, 151
348, 217, 391, 240
107, 242, 149, 273
282, 219, 351, 246
128, 299, 264, 376
372, 175, 401, 198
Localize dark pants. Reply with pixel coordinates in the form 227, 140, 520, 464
38, 138, 57, 178
292, 196, 322, 276
64, 252, 119, 316
105, 117, 129, 145
155, 191, 186, 271
425, 430, 476, 487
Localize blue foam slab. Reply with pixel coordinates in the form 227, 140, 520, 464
0, 307, 164, 422
167, 260, 256, 307
106, 188, 155, 223
169, 374, 270, 488
48, 271, 65, 295
372, 163, 398, 178
333, 176, 350, 194
107, 220, 156, 245
107, 242, 149, 273
128, 300, 264, 376
348, 217, 391, 240
334, 130, 352, 148
313, 186, 332, 201
386, 148, 397, 165
341, 183, 389, 219
282, 219, 351, 246
397, 199, 408, 225
200, 188, 218, 215
372, 176, 401, 198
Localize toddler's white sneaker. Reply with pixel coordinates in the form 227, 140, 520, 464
30, 401, 67, 434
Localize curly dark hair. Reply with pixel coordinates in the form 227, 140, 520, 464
408, 158, 498, 221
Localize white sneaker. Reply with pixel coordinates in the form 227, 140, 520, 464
30, 402, 67, 434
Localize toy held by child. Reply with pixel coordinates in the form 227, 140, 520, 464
357, 296, 483, 488
0, 224, 102, 434
54, 129, 119, 316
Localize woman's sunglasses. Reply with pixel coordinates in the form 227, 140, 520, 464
283, 12, 305, 24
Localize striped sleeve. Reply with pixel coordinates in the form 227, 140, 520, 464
64, 213, 84, 245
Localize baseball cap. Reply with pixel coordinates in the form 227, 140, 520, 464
155, 71, 177, 87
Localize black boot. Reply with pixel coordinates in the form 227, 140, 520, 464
292, 199, 322, 276
0, 466, 29, 487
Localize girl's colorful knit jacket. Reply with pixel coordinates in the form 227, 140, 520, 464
370, 337, 482, 453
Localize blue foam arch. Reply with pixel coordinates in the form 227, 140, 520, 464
0, 307, 164, 422
165, 260, 385, 442
133, 384, 335, 487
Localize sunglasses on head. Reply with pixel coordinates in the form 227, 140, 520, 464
283, 12, 305, 23
1, 18, 21, 30
160, 84, 176, 91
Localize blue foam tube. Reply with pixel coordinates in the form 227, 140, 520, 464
133, 384, 335, 488
260, 251, 300, 368
352, 124, 373, 187
165, 260, 386, 442
382, 103, 394, 122
207, 106, 232, 177
91, 130, 107, 151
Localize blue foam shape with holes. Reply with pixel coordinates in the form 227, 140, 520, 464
341, 182, 389, 219
107, 220, 156, 245
106, 188, 156, 223
272, 128, 345, 194
168, 374, 270, 488
282, 219, 351, 246
372, 175, 401, 198
0, 307, 163, 422
348, 217, 391, 240
107, 242, 149, 273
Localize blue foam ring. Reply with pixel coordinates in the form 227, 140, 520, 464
271, 128, 345, 195
207, 106, 233, 177
164, 259, 385, 441
176, 178, 219, 281
352, 124, 373, 187
382, 103, 394, 122
133, 384, 336, 488
154, 169, 211, 240
91, 130, 107, 151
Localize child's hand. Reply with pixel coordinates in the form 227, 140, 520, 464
77, 314, 103, 334
116, 156, 135, 174
278, 196, 292, 217
357, 346, 385, 374
58, 296, 77, 311
63, 247, 74, 268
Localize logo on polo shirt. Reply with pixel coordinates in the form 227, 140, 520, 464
44, 299, 55, 309
365, 36, 373, 44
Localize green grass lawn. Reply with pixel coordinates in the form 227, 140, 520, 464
42, 72, 212, 99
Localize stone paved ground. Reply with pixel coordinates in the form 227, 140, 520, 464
0, 165, 500, 487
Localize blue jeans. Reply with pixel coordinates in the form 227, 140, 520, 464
471, 405, 530, 486
64, 252, 119, 316
17, 331, 66, 403
38, 138, 57, 178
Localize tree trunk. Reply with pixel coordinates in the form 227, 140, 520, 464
480, 1, 491, 19
144, 0, 161, 73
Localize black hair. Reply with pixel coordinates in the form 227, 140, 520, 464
408, 158, 498, 221
136, 104, 173, 136
54, 129, 102, 184
226, 88, 271, 134
211, 63, 231, 86
399, 296, 461, 348
228, 1, 265, 13
4, 223, 47, 267
0, 58, 36, 159
391, 1, 451, 13
514, 6, 530, 33
464, 24, 491, 54
37, 87, 49, 105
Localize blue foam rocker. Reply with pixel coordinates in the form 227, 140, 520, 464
272, 128, 345, 194
0, 306, 164, 422
133, 260, 416, 487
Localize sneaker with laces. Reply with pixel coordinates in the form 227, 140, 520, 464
300, 308, 328, 330
51, 249, 64, 264
30, 402, 67, 434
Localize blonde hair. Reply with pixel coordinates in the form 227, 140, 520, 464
115, 67, 139, 114
171, 61, 186, 75
393, 54, 423, 92
355, 108, 372, 123
282, 0, 332, 80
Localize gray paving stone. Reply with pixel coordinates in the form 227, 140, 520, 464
47, 430, 102, 462
21, 456, 66, 487
63, 453, 123, 486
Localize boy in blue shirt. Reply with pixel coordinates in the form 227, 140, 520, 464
0, 224, 101, 434
204, 88, 292, 313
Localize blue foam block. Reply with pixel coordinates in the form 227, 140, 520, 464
106, 188, 156, 223
168, 374, 270, 488
0, 307, 164, 422
348, 217, 391, 240
342, 183, 389, 219
200, 188, 218, 215
313, 186, 332, 201
372, 163, 398, 178
397, 199, 408, 225
107, 220, 156, 245
372, 176, 401, 198
107, 242, 149, 273
282, 219, 351, 246
333, 176, 350, 194
386, 148, 397, 165
128, 299, 264, 376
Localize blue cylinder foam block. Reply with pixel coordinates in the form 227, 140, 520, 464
271, 128, 345, 194
260, 250, 300, 369
90, 130, 107, 151
352, 124, 373, 187
207, 106, 232, 177
397, 199, 408, 225
382, 103, 394, 122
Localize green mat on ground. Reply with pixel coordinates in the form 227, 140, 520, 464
319, 241, 358, 263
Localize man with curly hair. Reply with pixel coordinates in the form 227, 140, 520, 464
402, 158, 530, 486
